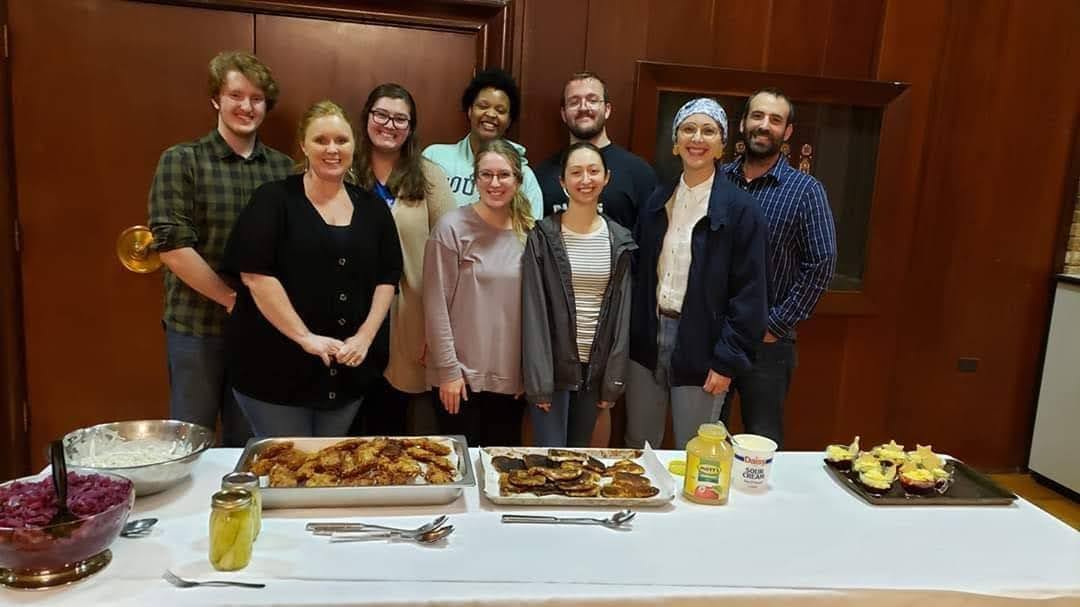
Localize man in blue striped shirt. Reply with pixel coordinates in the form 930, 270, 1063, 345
720, 88, 837, 447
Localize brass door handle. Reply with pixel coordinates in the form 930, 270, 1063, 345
116, 225, 161, 273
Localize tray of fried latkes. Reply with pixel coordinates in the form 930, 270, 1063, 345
479, 446, 675, 507
234, 436, 475, 508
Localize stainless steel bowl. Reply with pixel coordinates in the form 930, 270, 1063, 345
61, 420, 213, 496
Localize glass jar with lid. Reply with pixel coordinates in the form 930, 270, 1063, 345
209, 488, 254, 571
222, 471, 261, 539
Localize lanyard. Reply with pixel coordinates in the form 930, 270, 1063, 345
373, 181, 395, 207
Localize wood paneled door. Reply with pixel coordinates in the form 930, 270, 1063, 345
6, 0, 510, 473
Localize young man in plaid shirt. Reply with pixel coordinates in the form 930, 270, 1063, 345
148, 51, 293, 446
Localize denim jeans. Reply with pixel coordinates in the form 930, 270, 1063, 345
165, 329, 251, 447
624, 316, 726, 450
529, 363, 600, 448
720, 336, 797, 448
233, 389, 362, 437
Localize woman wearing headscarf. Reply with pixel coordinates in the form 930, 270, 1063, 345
624, 97, 769, 449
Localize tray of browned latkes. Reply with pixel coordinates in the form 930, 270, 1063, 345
234, 436, 475, 508
479, 446, 676, 507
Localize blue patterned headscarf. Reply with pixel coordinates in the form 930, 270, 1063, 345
672, 98, 728, 142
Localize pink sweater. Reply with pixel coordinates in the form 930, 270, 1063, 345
423, 206, 524, 395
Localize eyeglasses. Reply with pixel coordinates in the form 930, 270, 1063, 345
370, 109, 411, 130
565, 96, 605, 110
677, 123, 723, 140
477, 170, 516, 184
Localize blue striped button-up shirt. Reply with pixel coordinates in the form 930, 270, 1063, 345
722, 157, 837, 338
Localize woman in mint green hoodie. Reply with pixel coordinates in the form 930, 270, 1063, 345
422, 68, 543, 220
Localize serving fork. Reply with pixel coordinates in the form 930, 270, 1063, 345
162, 570, 265, 589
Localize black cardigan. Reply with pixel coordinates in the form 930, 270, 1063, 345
224, 174, 402, 406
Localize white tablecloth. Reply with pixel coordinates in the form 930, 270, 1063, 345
6, 449, 1079, 606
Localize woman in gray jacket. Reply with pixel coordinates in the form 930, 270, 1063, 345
522, 142, 637, 447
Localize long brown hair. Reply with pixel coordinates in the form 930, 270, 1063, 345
294, 100, 358, 183
353, 83, 431, 202
474, 139, 534, 241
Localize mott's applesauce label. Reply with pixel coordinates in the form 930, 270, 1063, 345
684, 452, 731, 504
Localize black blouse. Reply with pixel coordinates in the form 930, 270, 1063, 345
224, 174, 403, 407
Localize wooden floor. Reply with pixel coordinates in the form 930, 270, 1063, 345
989, 473, 1080, 530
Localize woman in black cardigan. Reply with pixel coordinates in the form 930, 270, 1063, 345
224, 100, 403, 437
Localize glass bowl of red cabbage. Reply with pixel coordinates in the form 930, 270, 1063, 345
0, 470, 134, 587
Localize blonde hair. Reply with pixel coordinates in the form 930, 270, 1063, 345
474, 139, 534, 241
295, 100, 358, 183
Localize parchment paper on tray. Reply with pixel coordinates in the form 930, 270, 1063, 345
233, 436, 475, 508
479, 445, 675, 507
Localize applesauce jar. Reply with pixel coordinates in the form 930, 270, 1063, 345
683, 422, 734, 505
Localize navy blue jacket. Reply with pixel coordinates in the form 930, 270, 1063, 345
629, 173, 769, 385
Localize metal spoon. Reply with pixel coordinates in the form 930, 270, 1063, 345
329, 524, 455, 544
501, 509, 636, 530
307, 515, 448, 537
121, 517, 158, 538
46, 440, 82, 537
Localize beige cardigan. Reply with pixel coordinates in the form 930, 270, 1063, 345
384, 160, 455, 394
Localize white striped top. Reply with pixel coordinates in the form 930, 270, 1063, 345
562, 220, 611, 363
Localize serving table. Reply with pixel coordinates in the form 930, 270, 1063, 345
6, 449, 1079, 606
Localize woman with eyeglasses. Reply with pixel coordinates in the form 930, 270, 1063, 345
348, 83, 455, 436
624, 97, 768, 449
422, 68, 544, 220
223, 100, 403, 437
522, 142, 637, 448
423, 139, 534, 446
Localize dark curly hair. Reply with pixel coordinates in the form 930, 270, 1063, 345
460, 68, 521, 124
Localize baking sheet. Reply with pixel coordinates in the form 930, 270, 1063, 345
479, 445, 676, 507
825, 458, 1017, 506
233, 435, 475, 508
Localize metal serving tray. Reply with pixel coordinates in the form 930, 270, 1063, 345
233, 436, 475, 509
825, 458, 1017, 506
479, 446, 676, 507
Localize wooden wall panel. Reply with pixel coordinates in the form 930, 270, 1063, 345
516, 0, 587, 166
10, 0, 253, 469
822, 0, 885, 79
253, 14, 479, 156
764, 0, 831, 74
644, 0, 715, 65
785, 317, 847, 448
890, 0, 1080, 466
584, 0, 649, 145
0, 0, 29, 481
710, 0, 768, 71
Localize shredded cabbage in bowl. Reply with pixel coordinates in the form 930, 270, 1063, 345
67, 429, 192, 468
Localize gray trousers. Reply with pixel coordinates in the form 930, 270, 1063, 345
624, 316, 726, 450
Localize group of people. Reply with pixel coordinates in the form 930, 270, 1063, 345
148, 51, 836, 452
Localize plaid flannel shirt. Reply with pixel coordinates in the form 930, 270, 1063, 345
148, 129, 293, 337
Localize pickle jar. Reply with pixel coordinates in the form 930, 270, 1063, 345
683, 422, 734, 505
222, 471, 261, 539
209, 488, 255, 571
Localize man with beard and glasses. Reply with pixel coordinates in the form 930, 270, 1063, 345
534, 72, 657, 231
148, 51, 293, 446
719, 88, 837, 448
